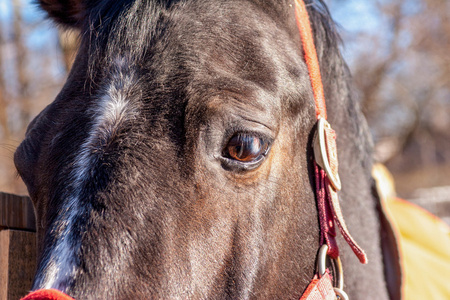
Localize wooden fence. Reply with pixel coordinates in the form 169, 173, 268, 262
0, 192, 36, 300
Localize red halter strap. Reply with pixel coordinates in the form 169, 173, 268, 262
294, 0, 367, 264
294, 1, 367, 299
294, 0, 327, 120
294, 1, 368, 299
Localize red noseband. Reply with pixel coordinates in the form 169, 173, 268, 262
21, 289, 74, 300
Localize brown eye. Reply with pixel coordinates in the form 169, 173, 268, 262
224, 133, 269, 162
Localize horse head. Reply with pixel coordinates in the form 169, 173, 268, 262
15, 0, 393, 298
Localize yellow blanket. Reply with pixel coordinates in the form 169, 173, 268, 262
387, 197, 450, 299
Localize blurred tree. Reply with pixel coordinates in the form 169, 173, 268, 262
330, 0, 450, 196
13, 0, 31, 125
0, 0, 69, 194
0, 23, 10, 141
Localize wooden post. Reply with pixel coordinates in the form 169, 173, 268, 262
0, 230, 36, 300
0, 192, 36, 300
0, 192, 35, 231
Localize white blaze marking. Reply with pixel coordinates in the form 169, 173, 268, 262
35, 61, 138, 291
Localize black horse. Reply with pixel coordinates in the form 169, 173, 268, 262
15, 0, 400, 299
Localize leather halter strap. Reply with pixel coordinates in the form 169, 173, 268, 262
294, 0, 367, 264
294, 0, 327, 120
294, 0, 369, 299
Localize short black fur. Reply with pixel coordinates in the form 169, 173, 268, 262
16, 0, 396, 299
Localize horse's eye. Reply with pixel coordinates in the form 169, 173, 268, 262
224, 133, 269, 163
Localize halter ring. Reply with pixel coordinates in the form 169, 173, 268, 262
334, 287, 349, 300
317, 244, 344, 291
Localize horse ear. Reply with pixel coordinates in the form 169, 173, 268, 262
38, 0, 86, 28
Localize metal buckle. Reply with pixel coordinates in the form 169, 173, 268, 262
313, 118, 342, 191
317, 244, 349, 300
